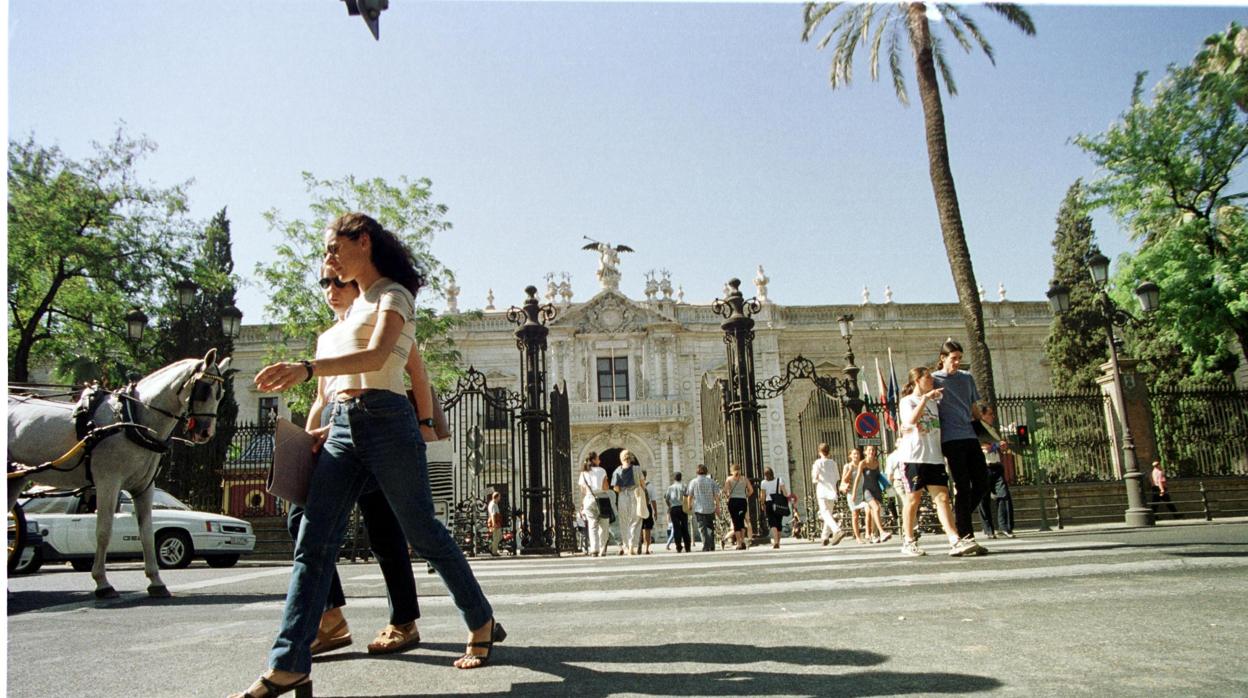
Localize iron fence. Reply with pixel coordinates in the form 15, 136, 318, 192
995, 393, 1115, 484
1150, 389, 1248, 477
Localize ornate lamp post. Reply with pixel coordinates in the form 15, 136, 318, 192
220, 305, 244, 340
712, 278, 766, 538
508, 285, 558, 553
837, 314, 865, 414
1047, 247, 1159, 527
125, 308, 150, 344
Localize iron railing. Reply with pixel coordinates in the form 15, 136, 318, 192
1150, 389, 1248, 477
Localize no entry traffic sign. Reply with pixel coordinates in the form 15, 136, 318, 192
853, 412, 881, 439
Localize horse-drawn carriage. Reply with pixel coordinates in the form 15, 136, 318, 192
7, 350, 231, 597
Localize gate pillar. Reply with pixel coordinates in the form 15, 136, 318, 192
509, 286, 558, 554
713, 278, 766, 539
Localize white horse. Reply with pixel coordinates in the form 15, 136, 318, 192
7, 349, 231, 598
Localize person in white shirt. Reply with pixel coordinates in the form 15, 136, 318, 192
758, 467, 791, 549
487, 492, 503, 556
810, 443, 847, 546
896, 366, 960, 558
578, 452, 611, 557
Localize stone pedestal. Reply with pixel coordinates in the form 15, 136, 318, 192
1096, 358, 1159, 478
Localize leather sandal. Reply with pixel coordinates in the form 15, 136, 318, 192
453, 619, 506, 669
309, 618, 352, 656
229, 673, 312, 698
367, 621, 421, 655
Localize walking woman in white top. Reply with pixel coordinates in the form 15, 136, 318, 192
810, 443, 847, 546
611, 449, 643, 555
896, 366, 960, 557
579, 452, 611, 557
235, 213, 504, 698
758, 467, 790, 549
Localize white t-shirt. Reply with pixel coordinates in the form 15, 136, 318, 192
321, 279, 417, 396
580, 466, 608, 496
811, 457, 840, 499
898, 394, 943, 464
487, 500, 500, 517
760, 477, 785, 498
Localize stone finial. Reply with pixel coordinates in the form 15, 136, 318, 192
544, 272, 558, 304
978, 283, 986, 302
998, 281, 1007, 302
445, 278, 460, 314
861, 285, 871, 305
884, 285, 894, 304
559, 272, 573, 306
660, 269, 673, 301
753, 265, 770, 303
485, 288, 495, 311
677, 285, 685, 304
644, 270, 659, 301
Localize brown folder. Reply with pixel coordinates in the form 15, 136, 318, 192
266, 417, 318, 506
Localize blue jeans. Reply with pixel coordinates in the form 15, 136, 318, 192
269, 390, 492, 673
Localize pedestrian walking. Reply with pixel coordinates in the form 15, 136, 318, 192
810, 443, 847, 546
857, 445, 891, 543
284, 262, 423, 660
722, 463, 754, 550
840, 448, 869, 542
239, 213, 504, 697
667, 473, 691, 553
640, 470, 658, 554
487, 492, 504, 556
933, 340, 991, 556
685, 464, 720, 552
975, 402, 1015, 538
578, 452, 612, 557
1151, 460, 1181, 519
612, 449, 643, 555
896, 366, 961, 558
758, 467, 790, 549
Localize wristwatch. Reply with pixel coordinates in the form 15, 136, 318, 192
419, 418, 435, 428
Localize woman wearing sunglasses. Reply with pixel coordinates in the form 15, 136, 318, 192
281, 264, 427, 664
236, 213, 503, 698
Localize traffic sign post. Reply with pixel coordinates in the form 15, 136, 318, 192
853, 412, 881, 439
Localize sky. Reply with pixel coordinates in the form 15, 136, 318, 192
7, 1, 1247, 325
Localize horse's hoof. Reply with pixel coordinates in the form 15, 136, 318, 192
147, 585, 172, 598
94, 586, 119, 599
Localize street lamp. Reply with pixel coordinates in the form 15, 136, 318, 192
125, 308, 149, 343
837, 314, 864, 414
220, 305, 244, 340
1046, 246, 1160, 527
174, 279, 199, 309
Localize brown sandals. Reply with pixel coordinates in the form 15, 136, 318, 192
367, 622, 421, 655
309, 619, 351, 656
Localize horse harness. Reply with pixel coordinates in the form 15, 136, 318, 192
7, 366, 225, 488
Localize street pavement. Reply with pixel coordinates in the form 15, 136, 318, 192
5, 520, 1247, 697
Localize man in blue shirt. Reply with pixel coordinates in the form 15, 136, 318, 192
932, 340, 990, 557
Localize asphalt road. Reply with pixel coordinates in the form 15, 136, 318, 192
5, 520, 1247, 697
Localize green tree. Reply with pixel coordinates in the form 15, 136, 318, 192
1076, 62, 1248, 387
254, 172, 471, 416
7, 129, 193, 384
1195, 22, 1248, 114
1044, 181, 1108, 393
802, 2, 1036, 405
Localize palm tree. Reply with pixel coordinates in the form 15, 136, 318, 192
802, 2, 1035, 404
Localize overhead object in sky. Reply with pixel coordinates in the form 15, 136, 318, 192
342, 0, 389, 40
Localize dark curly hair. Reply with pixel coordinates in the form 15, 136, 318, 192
329, 212, 426, 296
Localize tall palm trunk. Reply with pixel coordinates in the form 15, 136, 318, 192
907, 3, 996, 403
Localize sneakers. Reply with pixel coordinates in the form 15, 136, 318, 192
878, 531, 893, 544
900, 539, 926, 557
1002, 531, 1016, 539
829, 530, 848, 546
950, 536, 987, 557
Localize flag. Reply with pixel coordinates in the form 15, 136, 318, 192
875, 357, 888, 415
885, 348, 900, 432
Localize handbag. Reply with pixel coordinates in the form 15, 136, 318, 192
635, 484, 650, 518
597, 496, 616, 523
770, 490, 791, 517
266, 418, 318, 506
878, 471, 892, 492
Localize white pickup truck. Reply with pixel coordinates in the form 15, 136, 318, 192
18, 488, 255, 573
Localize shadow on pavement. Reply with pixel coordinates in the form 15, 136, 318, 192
327, 642, 1000, 697
5, 590, 287, 615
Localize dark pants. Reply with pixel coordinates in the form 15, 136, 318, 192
1151, 487, 1181, 518
287, 483, 420, 626
943, 438, 990, 539
977, 464, 1014, 535
695, 512, 716, 551
669, 506, 691, 552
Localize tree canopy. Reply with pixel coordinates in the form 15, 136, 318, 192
7, 129, 195, 384
1076, 57, 1248, 388
1044, 181, 1109, 393
253, 172, 471, 417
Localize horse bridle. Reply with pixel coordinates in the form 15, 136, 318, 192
116, 362, 226, 446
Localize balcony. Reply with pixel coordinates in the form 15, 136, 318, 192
570, 399, 690, 424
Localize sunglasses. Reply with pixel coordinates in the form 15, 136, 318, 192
319, 277, 349, 289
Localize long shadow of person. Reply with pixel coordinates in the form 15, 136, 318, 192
328, 641, 1001, 697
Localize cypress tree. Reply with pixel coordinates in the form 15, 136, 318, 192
1044, 181, 1108, 393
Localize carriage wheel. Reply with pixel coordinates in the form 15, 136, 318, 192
8, 503, 28, 576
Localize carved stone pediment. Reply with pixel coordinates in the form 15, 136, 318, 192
552, 290, 674, 334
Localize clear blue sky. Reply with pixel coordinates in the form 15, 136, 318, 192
8, 2, 1246, 324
